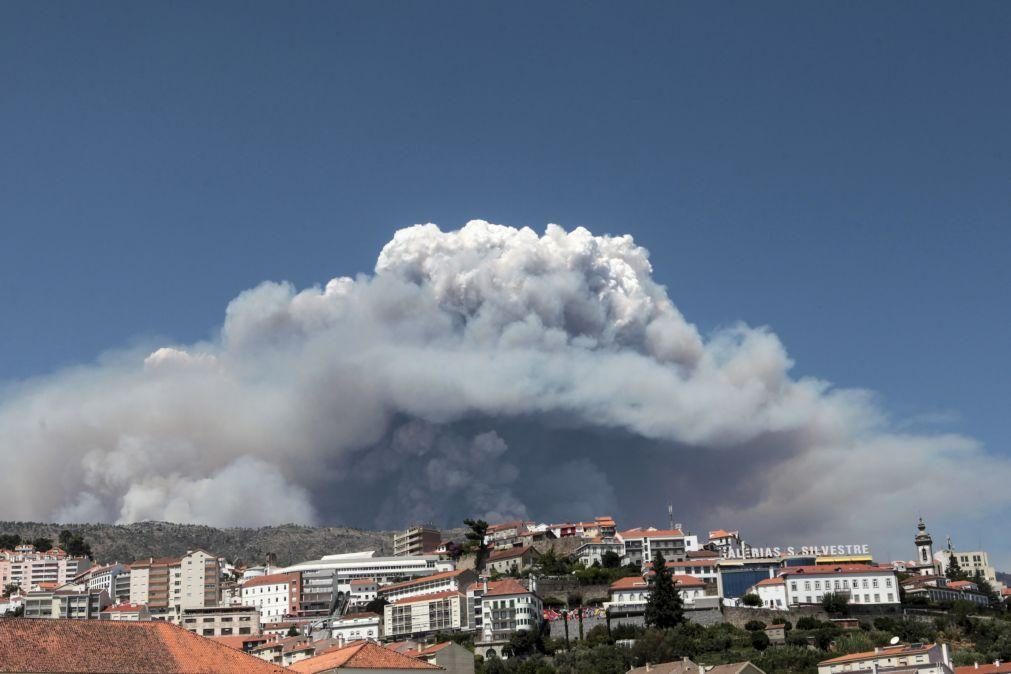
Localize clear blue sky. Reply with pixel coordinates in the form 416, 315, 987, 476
1, 1, 1009, 464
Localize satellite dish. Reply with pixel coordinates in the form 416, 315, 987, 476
890, 636, 901, 645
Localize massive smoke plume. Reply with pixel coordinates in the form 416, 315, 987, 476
1, 221, 1008, 562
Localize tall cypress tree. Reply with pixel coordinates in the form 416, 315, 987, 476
644, 551, 684, 629
946, 553, 968, 581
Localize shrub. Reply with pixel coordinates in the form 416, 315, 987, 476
745, 620, 767, 632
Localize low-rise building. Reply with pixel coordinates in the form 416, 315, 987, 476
384, 590, 468, 640
329, 611, 382, 641
572, 538, 623, 567
954, 661, 1011, 674
23, 586, 110, 620
180, 605, 261, 637
618, 528, 689, 566
485, 522, 533, 550
411, 641, 476, 674
605, 574, 707, 611
781, 565, 900, 607
241, 572, 300, 624
484, 546, 539, 575
901, 576, 990, 607
379, 569, 477, 603
287, 640, 441, 673
349, 578, 378, 607
818, 643, 953, 674
100, 602, 151, 621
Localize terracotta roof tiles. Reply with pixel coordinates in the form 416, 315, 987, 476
0, 618, 289, 673
288, 641, 442, 672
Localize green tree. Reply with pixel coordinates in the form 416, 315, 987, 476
751, 630, 771, 651
58, 530, 93, 559
745, 620, 767, 631
823, 592, 850, 614
741, 593, 763, 607
286, 625, 300, 637
947, 554, 969, 582
464, 518, 490, 569
600, 551, 621, 569
0, 534, 21, 550
643, 552, 684, 630
2, 583, 19, 598
32, 537, 53, 552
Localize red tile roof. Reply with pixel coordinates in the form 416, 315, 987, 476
470, 578, 533, 597
391, 590, 463, 605
610, 576, 649, 590
101, 603, 147, 613
334, 611, 380, 621
708, 530, 737, 539
955, 663, 1011, 674
819, 643, 936, 665
667, 559, 718, 568
379, 569, 469, 593
612, 574, 705, 590
242, 572, 299, 589
755, 577, 785, 587
0, 618, 289, 673
781, 565, 892, 576
619, 528, 685, 539
487, 546, 535, 562
288, 641, 442, 672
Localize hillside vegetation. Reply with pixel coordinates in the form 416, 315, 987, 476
0, 521, 396, 566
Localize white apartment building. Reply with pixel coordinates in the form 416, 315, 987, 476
81, 563, 127, 597
241, 572, 299, 624
384, 590, 469, 639
935, 549, 1003, 589
605, 574, 707, 610
330, 611, 382, 641
378, 568, 477, 603
780, 565, 900, 607
573, 538, 624, 567
470, 578, 544, 659
348, 578, 377, 606
618, 528, 690, 566
818, 643, 953, 674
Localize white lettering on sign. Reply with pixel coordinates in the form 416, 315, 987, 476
720, 544, 871, 560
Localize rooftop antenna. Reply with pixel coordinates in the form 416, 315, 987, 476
890, 636, 900, 646
667, 504, 674, 531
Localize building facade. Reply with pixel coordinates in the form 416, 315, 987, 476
384, 590, 468, 640
180, 605, 261, 637
241, 572, 300, 624
394, 526, 442, 557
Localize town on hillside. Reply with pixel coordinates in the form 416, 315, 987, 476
1, 517, 1009, 674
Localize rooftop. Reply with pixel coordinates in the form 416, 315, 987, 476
819, 643, 936, 665
288, 640, 442, 672
0, 618, 288, 673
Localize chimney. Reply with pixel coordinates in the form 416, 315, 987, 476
973, 664, 978, 670
646, 665, 652, 672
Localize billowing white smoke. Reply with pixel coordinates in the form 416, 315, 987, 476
0, 221, 1008, 561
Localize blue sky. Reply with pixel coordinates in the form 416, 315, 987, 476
1, 3, 1009, 543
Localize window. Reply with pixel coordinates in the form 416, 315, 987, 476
202, 629, 214, 636
221, 627, 233, 635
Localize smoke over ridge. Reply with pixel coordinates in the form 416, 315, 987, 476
1, 221, 1008, 561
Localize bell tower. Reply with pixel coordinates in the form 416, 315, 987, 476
914, 517, 935, 575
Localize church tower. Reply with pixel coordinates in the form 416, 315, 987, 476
914, 517, 936, 575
